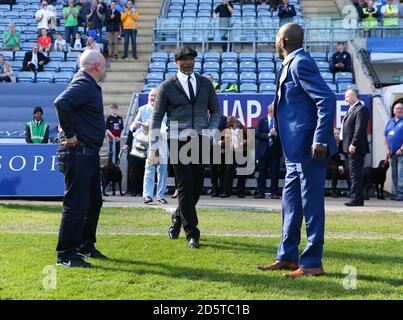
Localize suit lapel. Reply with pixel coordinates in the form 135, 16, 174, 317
174, 76, 192, 104
195, 73, 202, 100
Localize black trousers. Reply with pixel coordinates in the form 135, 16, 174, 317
223, 163, 246, 196
170, 137, 206, 240
257, 150, 281, 194
348, 153, 365, 203
127, 154, 145, 195
56, 145, 103, 260
210, 151, 225, 195
327, 164, 351, 193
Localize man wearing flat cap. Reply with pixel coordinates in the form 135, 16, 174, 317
149, 46, 222, 249
25, 106, 49, 144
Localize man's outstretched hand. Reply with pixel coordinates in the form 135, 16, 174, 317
311, 143, 327, 159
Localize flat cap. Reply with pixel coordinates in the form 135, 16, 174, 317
174, 46, 197, 60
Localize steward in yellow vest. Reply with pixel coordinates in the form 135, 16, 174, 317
382, 1, 399, 27
25, 106, 49, 144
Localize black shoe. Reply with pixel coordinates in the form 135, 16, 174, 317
254, 192, 265, 199
121, 55, 127, 59
211, 193, 220, 198
56, 257, 92, 268
133, 55, 138, 59
78, 248, 108, 260
158, 198, 168, 204
237, 193, 245, 198
143, 197, 153, 204
344, 201, 364, 207
187, 238, 200, 249
168, 213, 181, 239
220, 194, 229, 198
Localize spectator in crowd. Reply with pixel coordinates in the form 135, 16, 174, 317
277, 0, 296, 25
35, 1, 56, 35
329, 42, 352, 74
381, 0, 399, 33
221, 116, 248, 198
105, 103, 123, 164
213, 0, 234, 52
38, 28, 52, 54
0, 53, 16, 83
77, 0, 92, 33
85, 36, 100, 51
54, 32, 67, 52
72, 32, 85, 51
25, 106, 49, 144
134, 88, 169, 204
204, 73, 220, 92
384, 100, 403, 201
123, 121, 146, 196
327, 128, 350, 198
255, 104, 282, 199
267, 0, 282, 11
355, 0, 369, 11
22, 44, 50, 74
121, 0, 138, 59
106, 1, 121, 59
63, 0, 80, 47
221, 82, 238, 92
209, 115, 227, 197
2, 23, 21, 52
87, 0, 105, 41
341, 89, 370, 206
399, 0, 403, 18
87, 21, 101, 43
115, 0, 127, 13
360, 1, 380, 36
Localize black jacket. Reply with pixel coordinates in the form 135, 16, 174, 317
54, 71, 106, 150
255, 116, 282, 160
278, 4, 296, 19
342, 103, 370, 155
150, 73, 222, 140
105, 8, 121, 32
22, 51, 50, 72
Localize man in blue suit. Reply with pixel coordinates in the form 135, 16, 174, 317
257, 23, 337, 278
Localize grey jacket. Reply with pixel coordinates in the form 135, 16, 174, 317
150, 73, 221, 140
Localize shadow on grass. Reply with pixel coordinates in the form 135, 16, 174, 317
0, 204, 60, 214
202, 238, 278, 254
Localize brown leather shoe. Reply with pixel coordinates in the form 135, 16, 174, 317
284, 266, 324, 278
257, 260, 299, 271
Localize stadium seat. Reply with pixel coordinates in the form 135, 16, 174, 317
59, 62, 78, 73
146, 72, 164, 84
203, 61, 220, 73
49, 51, 66, 62
310, 52, 328, 62
239, 52, 255, 62
36, 71, 54, 83
203, 72, 219, 82
66, 52, 80, 62
221, 72, 238, 84
22, 26, 37, 34
14, 51, 27, 61
221, 61, 238, 73
327, 83, 337, 92
16, 71, 35, 83
54, 72, 74, 83
21, 42, 37, 51
151, 52, 168, 63
240, 83, 257, 93
335, 72, 353, 83
257, 61, 275, 73
316, 61, 330, 72
320, 72, 334, 83
14, 18, 28, 26
164, 72, 176, 80
167, 62, 178, 73
149, 62, 166, 73
0, 51, 13, 61
257, 52, 274, 62
204, 52, 221, 63
337, 82, 357, 93
10, 60, 22, 72
258, 72, 276, 84
143, 83, 159, 92
44, 61, 59, 72
221, 52, 238, 63
193, 62, 202, 73
240, 61, 256, 73
259, 83, 276, 93
240, 72, 257, 84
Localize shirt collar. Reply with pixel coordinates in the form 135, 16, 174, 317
177, 70, 195, 82
350, 100, 361, 109
282, 48, 304, 67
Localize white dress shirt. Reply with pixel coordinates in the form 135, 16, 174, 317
176, 71, 197, 100
31, 52, 38, 68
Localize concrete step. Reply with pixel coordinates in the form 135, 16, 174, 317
107, 62, 149, 71
302, 0, 338, 7
302, 7, 339, 14
104, 71, 147, 81
101, 82, 144, 93
136, 7, 162, 15
103, 94, 133, 106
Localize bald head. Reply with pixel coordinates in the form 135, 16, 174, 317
276, 23, 304, 58
79, 49, 106, 82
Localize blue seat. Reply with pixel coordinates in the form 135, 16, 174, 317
258, 72, 276, 84
240, 61, 256, 72
167, 62, 178, 73
240, 72, 257, 84
10, 60, 22, 72
59, 62, 77, 72
4, 11, 19, 19
146, 72, 164, 84
221, 61, 238, 73
257, 52, 274, 62
0, 51, 13, 61
0, 18, 12, 27
14, 51, 27, 61
49, 51, 66, 62
0, 5, 10, 12
182, 11, 197, 18
44, 61, 59, 72
240, 83, 257, 93
337, 82, 357, 93
335, 72, 353, 84
316, 61, 330, 72
11, 4, 25, 11
22, 26, 37, 34
320, 72, 334, 83
168, 11, 182, 18
36, 71, 54, 83
149, 62, 166, 73
259, 83, 276, 93
203, 61, 220, 73
221, 72, 238, 84
66, 52, 80, 62
221, 52, 238, 63
202, 72, 219, 82
164, 72, 176, 80
239, 52, 255, 62
151, 52, 168, 63
327, 83, 337, 92
17, 71, 35, 83
54, 72, 74, 83
13, 18, 28, 26
204, 52, 221, 63
258, 61, 275, 73
193, 62, 202, 73
310, 52, 328, 62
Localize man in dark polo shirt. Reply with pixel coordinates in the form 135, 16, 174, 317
213, 0, 234, 52
54, 49, 107, 268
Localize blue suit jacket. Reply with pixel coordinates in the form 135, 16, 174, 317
274, 49, 337, 163
255, 117, 282, 160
